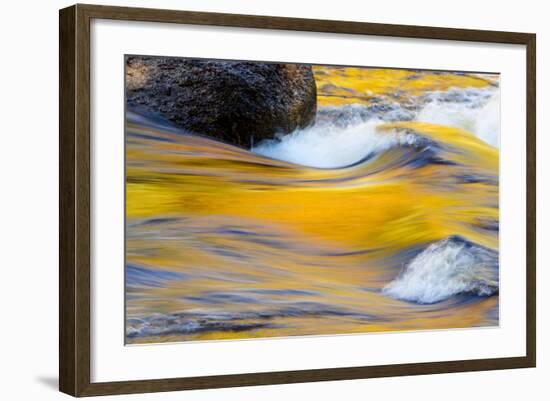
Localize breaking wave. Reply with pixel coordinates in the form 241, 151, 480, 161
253, 119, 420, 169
383, 236, 499, 304
253, 86, 499, 168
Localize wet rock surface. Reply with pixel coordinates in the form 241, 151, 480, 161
126, 56, 317, 148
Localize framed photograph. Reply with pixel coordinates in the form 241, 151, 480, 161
59, 4, 536, 397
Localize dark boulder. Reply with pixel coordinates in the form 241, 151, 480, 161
126, 56, 317, 148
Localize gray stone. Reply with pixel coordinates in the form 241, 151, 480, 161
126, 56, 317, 148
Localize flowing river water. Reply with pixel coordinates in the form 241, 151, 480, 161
125, 66, 499, 344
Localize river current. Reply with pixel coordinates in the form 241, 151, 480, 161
125, 67, 500, 344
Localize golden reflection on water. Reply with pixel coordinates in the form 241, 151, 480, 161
125, 66, 499, 344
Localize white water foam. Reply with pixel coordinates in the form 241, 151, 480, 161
253, 119, 402, 168
382, 236, 498, 304
253, 86, 500, 168
417, 88, 500, 148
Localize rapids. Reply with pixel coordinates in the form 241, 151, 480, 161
125, 66, 499, 343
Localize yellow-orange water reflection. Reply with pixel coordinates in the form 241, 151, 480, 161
125, 66, 499, 344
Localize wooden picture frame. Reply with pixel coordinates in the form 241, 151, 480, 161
59, 3, 536, 397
